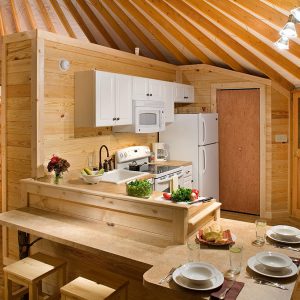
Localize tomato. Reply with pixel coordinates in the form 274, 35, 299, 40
163, 192, 172, 200
192, 189, 199, 197
190, 192, 198, 201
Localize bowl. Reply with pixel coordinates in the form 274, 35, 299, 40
81, 171, 103, 184
271, 225, 300, 239
180, 262, 215, 284
256, 251, 292, 271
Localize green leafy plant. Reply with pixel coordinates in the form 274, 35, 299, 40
171, 187, 192, 202
127, 179, 152, 198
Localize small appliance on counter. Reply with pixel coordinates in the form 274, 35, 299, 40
115, 146, 184, 192
152, 142, 168, 161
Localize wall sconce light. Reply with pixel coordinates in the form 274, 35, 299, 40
291, 7, 300, 22
280, 15, 297, 38
59, 59, 70, 71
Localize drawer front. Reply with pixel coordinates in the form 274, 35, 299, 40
184, 165, 193, 178
183, 176, 193, 188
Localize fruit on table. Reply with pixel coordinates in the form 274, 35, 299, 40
163, 192, 172, 200
202, 223, 223, 242
190, 192, 198, 201
81, 168, 104, 176
83, 167, 93, 175
192, 189, 199, 197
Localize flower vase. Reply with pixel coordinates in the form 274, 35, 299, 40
54, 171, 62, 184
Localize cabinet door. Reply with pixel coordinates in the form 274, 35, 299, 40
184, 85, 195, 103
95, 72, 116, 126
162, 82, 175, 123
115, 74, 132, 126
132, 76, 149, 100
149, 79, 164, 101
174, 83, 184, 103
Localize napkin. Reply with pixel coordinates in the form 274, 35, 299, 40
211, 279, 244, 300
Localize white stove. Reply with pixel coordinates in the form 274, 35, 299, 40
115, 146, 184, 192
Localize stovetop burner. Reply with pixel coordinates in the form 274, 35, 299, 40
127, 164, 179, 174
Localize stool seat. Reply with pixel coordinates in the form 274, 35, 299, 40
60, 277, 128, 300
4, 252, 66, 282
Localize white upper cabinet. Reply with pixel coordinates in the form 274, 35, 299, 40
174, 83, 195, 103
115, 74, 132, 126
132, 77, 163, 101
162, 82, 175, 123
75, 70, 132, 128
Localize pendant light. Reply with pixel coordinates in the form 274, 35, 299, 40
279, 15, 297, 38
274, 36, 289, 50
291, 7, 300, 22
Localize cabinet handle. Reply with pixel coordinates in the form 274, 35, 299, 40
146, 93, 149, 96
113, 117, 116, 121
150, 93, 153, 96
117, 117, 120, 121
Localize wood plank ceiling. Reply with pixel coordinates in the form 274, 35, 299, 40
0, 0, 300, 90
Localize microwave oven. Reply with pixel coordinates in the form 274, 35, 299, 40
114, 100, 165, 133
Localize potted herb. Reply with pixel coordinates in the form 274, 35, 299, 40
126, 179, 152, 198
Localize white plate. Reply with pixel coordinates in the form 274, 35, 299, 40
172, 262, 224, 291
181, 262, 215, 283
272, 225, 300, 239
247, 256, 298, 278
267, 229, 300, 244
255, 251, 292, 271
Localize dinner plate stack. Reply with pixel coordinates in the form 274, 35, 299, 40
247, 251, 298, 278
172, 262, 224, 290
267, 225, 300, 244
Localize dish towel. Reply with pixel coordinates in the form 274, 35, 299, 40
211, 279, 244, 300
171, 174, 178, 193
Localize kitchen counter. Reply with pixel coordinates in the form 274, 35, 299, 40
150, 160, 192, 167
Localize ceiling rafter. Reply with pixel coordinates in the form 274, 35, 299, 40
148, 0, 246, 72
131, 0, 213, 65
90, 0, 136, 51
265, 0, 299, 11
49, 0, 76, 38
210, 0, 300, 58
0, 7, 5, 36
116, 0, 189, 64
10, 0, 21, 32
63, 0, 97, 44
36, 0, 56, 33
102, 0, 167, 61
24, 0, 37, 29
77, 0, 119, 49
166, 0, 293, 90
231, 0, 288, 27
187, 0, 300, 81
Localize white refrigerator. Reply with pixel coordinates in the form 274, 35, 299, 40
159, 113, 219, 200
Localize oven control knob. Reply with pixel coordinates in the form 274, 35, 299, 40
124, 153, 128, 158
120, 153, 123, 158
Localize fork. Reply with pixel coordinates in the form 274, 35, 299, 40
219, 280, 235, 299
274, 245, 300, 252
254, 279, 288, 290
159, 267, 176, 284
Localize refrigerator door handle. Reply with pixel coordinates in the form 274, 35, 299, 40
202, 148, 206, 174
202, 120, 206, 145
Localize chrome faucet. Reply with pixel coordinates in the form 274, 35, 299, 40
99, 145, 109, 171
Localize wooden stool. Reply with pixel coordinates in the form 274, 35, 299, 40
3, 252, 67, 300
60, 277, 128, 300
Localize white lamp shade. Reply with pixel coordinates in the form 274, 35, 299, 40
291, 7, 300, 22
275, 36, 289, 50
280, 22, 297, 38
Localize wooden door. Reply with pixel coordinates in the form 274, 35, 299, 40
292, 91, 300, 219
217, 89, 260, 214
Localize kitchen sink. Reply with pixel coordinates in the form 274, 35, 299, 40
100, 169, 147, 184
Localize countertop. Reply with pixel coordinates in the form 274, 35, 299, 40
150, 160, 192, 167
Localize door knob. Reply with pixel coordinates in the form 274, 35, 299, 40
238, 147, 242, 151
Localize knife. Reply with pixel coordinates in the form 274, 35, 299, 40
187, 197, 213, 205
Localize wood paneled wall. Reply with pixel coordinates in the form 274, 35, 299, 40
176, 65, 290, 218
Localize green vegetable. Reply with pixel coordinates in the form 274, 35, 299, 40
127, 179, 152, 198
171, 187, 192, 202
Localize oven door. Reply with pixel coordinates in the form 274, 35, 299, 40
154, 172, 184, 193
135, 107, 165, 133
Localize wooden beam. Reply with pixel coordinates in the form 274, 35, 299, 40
211, 0, 300, 58
102, 0, 167, 61
10, 0, 21, 32
63, 0, 97, 44
265, 0, 299, 11
90, 0, 136, 51
49, 0, 76, 38
36, 0, 56, 33
166, 0, 294, 90
77, 0, 119, 49
24, 0, 37, 29
148, 0, 246, 72
116, 0, 189, 64
0, 7, 6, 36
232, 0, 288, 27
197, 0, 300, 79
131, 0, 212, 64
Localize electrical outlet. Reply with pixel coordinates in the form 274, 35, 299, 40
275, 134, 288, 143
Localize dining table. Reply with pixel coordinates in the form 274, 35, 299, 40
143, 218, 300, 300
